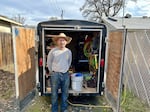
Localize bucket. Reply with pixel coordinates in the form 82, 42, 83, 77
71, 73, 83, 91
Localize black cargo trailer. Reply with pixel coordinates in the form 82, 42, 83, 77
37, 20, 107, 96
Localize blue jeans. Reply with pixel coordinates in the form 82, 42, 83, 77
50, 71, 70, 112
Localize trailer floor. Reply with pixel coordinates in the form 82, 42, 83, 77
25, 95, 112, 112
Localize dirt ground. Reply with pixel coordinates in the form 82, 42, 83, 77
0, 64, 112, 112
0, 67, 18, 112
1, 64, 149, 112
25, 95, 113, 112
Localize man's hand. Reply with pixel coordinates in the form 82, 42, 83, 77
45, 73, 50, 78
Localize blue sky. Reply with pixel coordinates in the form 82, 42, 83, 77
124, 0, 150, 16
0, 0, 84, 25
0, 0, 150, 25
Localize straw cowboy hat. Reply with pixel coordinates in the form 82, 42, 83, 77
50, 33, 72, 44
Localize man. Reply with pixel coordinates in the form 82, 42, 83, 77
47, 33, 72, 112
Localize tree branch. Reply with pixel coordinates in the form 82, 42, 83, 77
80, 0, 123, 21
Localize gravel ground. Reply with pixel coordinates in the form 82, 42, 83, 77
0, 69, 18, 112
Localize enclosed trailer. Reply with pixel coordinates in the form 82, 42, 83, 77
37, 20, 107, 96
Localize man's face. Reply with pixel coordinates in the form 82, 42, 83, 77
56, 37, 67, 48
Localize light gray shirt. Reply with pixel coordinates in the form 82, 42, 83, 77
47, 47, 72, 73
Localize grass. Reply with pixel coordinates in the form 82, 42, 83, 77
1, 88, 14, 100
121, 90, 150, 112
25, 95, 113, 112
0, 64, 15, 73
25, 96, 51, 112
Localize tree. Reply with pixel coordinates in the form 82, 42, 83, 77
80, 0, 123, 22
12, 14, 26, 24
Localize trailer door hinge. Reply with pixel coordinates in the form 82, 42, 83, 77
36, 83, 40, 91
102, 82, 105, 88
105, 37, 109, 43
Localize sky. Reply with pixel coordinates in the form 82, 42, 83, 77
124, 0, 150, 16
0, 0, 150, 25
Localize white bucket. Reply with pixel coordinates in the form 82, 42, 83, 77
71, 73, 83, 91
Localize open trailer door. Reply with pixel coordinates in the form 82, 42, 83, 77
12, 27, 36, 110
37, 20, 107, 96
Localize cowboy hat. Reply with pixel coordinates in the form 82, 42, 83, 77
47, 33, 72, 44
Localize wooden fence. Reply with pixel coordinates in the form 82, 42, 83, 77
0, 32, 13, 68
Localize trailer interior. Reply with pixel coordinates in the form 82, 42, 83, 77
37, 20, 106, 95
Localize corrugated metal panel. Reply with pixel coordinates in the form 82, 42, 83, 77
103, 17, 150, 30
124, 30, 150, 106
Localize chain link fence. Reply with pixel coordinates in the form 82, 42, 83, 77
124, 30, 150, 106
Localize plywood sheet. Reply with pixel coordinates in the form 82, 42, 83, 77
14, 27, 36, 100
106, 31, 123, 99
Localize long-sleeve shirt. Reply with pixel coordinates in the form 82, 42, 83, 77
47, 47, 72, 73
